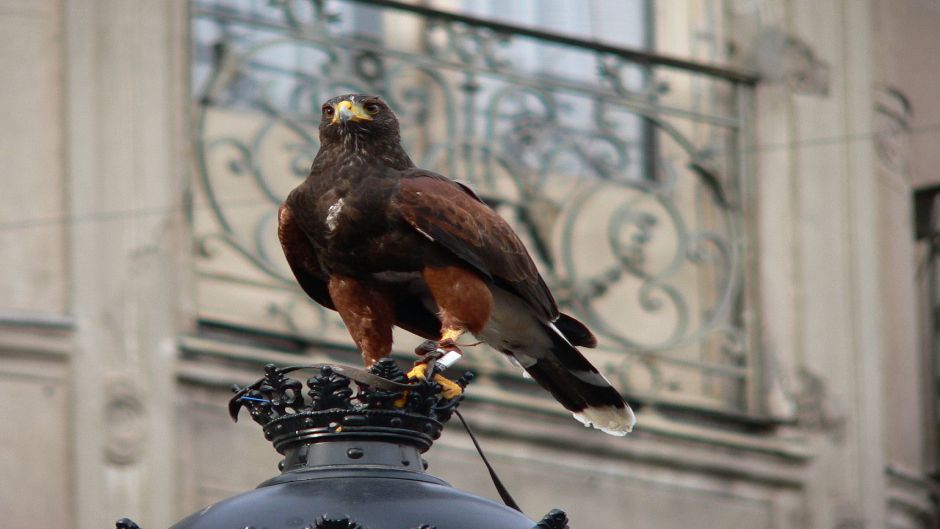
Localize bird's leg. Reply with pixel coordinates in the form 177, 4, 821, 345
439, 327, 465, 354
409, 325, 466, 399
411, 331, 475, 397
407, 266, 494, 398
327, 276, 395, 367
416, 265, 492, 361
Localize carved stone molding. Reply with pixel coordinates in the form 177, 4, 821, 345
103, 373, 146, 465
750, 28, 830, 96
873, 86, 913, 178
794, 368, 845, 441
885, 465, 939, 527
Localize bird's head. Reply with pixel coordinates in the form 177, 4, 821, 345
318, 94, 401, 146
314, 94, 413, 170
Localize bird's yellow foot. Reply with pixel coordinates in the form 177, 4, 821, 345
405, 362, 428, 380
406, 362, 464, 399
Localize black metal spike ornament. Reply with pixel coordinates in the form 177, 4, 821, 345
117, 359, 573, 529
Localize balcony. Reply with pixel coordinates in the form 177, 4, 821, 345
190, 0, 761, 421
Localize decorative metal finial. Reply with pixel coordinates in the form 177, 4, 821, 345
115, 518, 142, 529
228, 359, 473, 453
310, 515, 367, 529
533, 510, 570, 529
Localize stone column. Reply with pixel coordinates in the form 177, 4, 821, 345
64, 1, 191, 528
748, 0, 887, 527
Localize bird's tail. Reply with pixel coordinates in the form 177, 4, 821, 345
522, 323, 636, 436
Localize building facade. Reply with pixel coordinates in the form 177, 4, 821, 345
1, 1, 938, 528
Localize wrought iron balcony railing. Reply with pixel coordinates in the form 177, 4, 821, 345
191, 0, 761, 419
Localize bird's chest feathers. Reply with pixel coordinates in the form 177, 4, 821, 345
324, 197, 347, 234
300, 164, 418, 275
309, 170, 396, 246
318, 193, 376, 243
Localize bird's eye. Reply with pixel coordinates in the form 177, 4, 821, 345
322, 105, 334, 117
364, 103, 380, 115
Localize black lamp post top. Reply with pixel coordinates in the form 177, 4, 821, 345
119, 359, 572, 529
229, 359, 471, 456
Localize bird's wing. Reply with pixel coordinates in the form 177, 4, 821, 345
278, 204, 335, 310
279, 202, 442, 340
394, 170, 558, 321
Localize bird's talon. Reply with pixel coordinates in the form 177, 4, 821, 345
406, 363, 428, 381
405, 363, 462, 399
433, 374, 463, 399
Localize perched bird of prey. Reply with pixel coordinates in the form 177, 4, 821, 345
278, 94, 635, 435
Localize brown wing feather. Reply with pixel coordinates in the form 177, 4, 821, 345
394, 170, 558, 320
278, 204, 335, 310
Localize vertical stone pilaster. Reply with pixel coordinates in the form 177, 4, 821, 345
840, 3, 888, 528
742, 0, 887, 527
64, 1, 190, 528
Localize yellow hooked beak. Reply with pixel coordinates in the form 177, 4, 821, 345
331, 100, 373, 125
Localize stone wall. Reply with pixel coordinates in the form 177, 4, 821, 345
0, 1, 937, 528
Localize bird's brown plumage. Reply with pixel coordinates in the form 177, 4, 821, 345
278, 93, 635, 435
394, 172, 558, 321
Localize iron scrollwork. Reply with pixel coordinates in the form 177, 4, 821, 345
192, 0, 756, 414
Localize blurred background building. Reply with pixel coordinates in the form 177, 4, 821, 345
2, 0, 939, 527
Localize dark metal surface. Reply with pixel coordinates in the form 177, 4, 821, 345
169, 468, 534, 529
129, 360, 571, 529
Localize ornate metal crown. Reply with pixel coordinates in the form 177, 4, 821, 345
117, 359, 576, 529
229, 359, 473, 453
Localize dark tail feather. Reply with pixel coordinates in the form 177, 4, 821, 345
520, 324, 635, 435
553, 313, 597, 348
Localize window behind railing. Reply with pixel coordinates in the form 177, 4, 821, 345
190, 0, 760, 419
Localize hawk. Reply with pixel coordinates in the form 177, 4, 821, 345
278, 94, 635, 435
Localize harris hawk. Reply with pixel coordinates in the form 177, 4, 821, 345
278, 94, 635, 436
